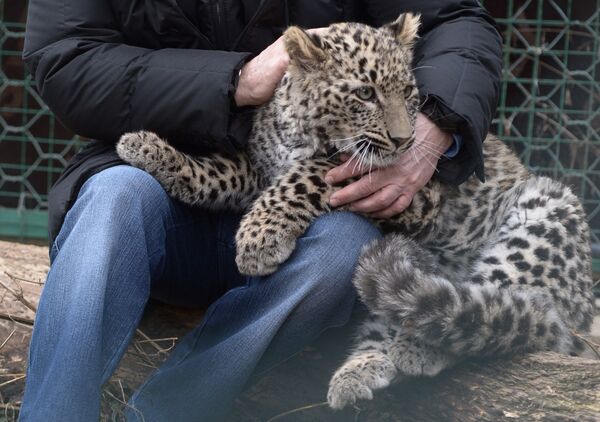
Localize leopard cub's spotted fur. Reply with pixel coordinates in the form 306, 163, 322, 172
117, 14, 594, 410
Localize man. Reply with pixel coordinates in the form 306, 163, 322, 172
20, 1, 502, 420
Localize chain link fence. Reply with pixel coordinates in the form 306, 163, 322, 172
1, 0, 599, 269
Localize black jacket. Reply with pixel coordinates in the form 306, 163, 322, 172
23, 0, 503, 242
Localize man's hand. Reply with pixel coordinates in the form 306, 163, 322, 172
325, 112, 453, 218
235, 36, 290, 107
235, 28, 327, 107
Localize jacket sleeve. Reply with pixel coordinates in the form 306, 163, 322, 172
23, 0, 252, 150
365, 0, 503, 184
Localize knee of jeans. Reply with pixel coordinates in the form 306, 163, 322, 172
54, 165, 172, 250
78, 165, 169, 221
307, 211, 381, 258
301, 211, 381, 302
83, 165, 164, 198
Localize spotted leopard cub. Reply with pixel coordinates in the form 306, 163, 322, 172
118, 14, 422, 275
117, 14, 595, 410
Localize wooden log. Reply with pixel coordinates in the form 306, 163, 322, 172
1, 240, 599, 421
391, 352, 600, 422
225, 346, 600, 421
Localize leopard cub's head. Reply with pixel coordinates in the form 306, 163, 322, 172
282, 13, 421, 167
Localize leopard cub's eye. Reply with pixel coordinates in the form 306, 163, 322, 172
355, 86, 376, 101
404, 85, 415, 98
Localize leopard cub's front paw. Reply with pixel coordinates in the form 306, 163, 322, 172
235, 221, 298, 276
327, 372, 374, 410
116, 131, 166, 170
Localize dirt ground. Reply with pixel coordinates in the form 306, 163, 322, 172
0, 239, 598, 421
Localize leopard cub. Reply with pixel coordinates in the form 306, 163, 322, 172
118, 14, 421, 275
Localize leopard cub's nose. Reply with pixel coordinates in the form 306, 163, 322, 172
387, 131, 411, 144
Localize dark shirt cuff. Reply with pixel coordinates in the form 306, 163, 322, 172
225, 53, 255, 152
443, 133, 462, 159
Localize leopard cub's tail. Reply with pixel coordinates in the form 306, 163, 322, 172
353, 234, 588, 358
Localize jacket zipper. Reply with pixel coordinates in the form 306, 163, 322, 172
219, 1, 230, 48
212, 0, 228, 49
232, 0, 270, 51
167, 0, 214, 48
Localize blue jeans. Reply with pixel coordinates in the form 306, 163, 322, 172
19, 165, 380, 421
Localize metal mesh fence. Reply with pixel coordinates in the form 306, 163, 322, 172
0, 0, 82, 238
481, 0, 600, 270
0, 0, 599, 269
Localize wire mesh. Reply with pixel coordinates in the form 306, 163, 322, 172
0, 0, 599, 270
0, 0, 82, 238
481, 0, 600, 270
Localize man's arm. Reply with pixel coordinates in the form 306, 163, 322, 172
23, 0, 251, 150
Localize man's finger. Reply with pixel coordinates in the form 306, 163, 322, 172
329, 173, 385, 207
369, 194, 413, 219
348, 184, 403, 213
325, 157, 370, 185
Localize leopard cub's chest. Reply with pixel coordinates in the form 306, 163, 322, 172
247, 125, 321, 187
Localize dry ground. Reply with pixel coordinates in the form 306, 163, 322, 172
0, 239, 598, 421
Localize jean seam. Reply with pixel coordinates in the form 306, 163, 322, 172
216, 216, 230, 290
48, 239, 61, 263
176, 284, 250, 363
146, 214, 222, 259
145, 221, 192, 260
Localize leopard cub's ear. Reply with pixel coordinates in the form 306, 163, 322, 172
385, 13, 421, 47
284, 26, 328, 71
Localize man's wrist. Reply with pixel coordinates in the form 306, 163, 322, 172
234, 67, 252, 107
414, 112, 453, 163
443, 133, 462, 159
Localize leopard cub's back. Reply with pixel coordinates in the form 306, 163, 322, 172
424, 136, 594, 332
